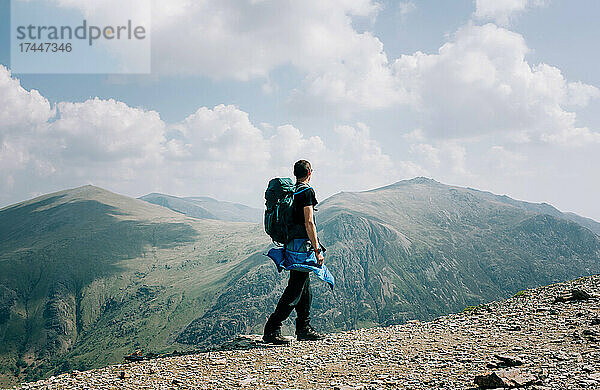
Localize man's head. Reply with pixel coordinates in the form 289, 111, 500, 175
294, 160, 312, 181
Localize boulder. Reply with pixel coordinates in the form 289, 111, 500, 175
475, 369, 537, 388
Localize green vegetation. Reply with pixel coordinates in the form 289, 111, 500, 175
0, 185, 269, 386
462, 304, 490, 314
513, 290, 527, 298
1, 179, 599, 386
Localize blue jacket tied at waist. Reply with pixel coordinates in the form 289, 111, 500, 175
266, 238, 335, 290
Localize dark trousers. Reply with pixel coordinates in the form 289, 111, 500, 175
264, 270, 311, 334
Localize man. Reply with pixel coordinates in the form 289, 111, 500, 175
263, 160, 326, 344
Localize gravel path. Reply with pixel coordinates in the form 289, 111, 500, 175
10, 275, 600, 389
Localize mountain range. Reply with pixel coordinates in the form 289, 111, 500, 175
0, 178, 598, 386
138, 193, 262, 223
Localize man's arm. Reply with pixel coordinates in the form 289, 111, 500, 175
303, 205, 325, 265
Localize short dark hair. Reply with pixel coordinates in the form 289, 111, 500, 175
294, 160, 311, 179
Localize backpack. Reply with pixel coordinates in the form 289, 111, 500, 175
264, 178, 311, 245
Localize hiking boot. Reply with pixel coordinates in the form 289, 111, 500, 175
263, 329, 291, 345
296, 324, 324, 341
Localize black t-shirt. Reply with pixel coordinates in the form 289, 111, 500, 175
291, 183, 318, 239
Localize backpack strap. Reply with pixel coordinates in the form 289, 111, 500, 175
294, 183, 312, 196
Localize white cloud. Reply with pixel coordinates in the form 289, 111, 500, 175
540, 126, 600, 147
332, 123, 395, 173
567, 81, 600, 107
315, 122, 428, 193
409, 141, 469, 177
0, 66, 414, 208
402, 129, 426, 142
51, 98, 166, 164
261, 79, 278, 95
0, 65, 54, 139
410, 143, 439, 167
44, 0, 380, 77
474, 0, 546, 26
392, 23, 600, 145
267, 125, 325, 169
398, 1, 416, 17
169, 104, 269, 165
32, 0, 599, 128
488, 145, 527, 172
145, 0, 383, 80
0, 65, 55, 193
445, 142, 468, 175
162, 114, 414, 202
162, 117, 423, 203
0, 141, 31, 187
294, 32, 404, 111
35, 0, 397, 111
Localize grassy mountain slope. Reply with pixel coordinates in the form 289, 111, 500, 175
177, 177, 600, 345
184, 196, 262, 223
462, 185, 600, 236
138, 193, 262, 223
137, 193, 216, 219
0, 185, 268, 385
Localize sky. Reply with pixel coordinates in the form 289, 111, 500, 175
0, 0, 599, 221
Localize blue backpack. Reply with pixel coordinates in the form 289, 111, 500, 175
264, 178, 311, 245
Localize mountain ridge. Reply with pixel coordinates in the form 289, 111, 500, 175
138, 193, 262, 223
4, 180, 598, 231
1, 178, 599, 386
0, 185, 185, 220
329, 177, 600, 236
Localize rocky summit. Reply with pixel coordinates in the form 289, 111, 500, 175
9, 274, 600, 389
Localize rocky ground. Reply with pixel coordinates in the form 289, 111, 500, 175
7, 275, 600, 389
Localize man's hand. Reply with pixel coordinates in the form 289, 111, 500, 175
316, 251, 325, 266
